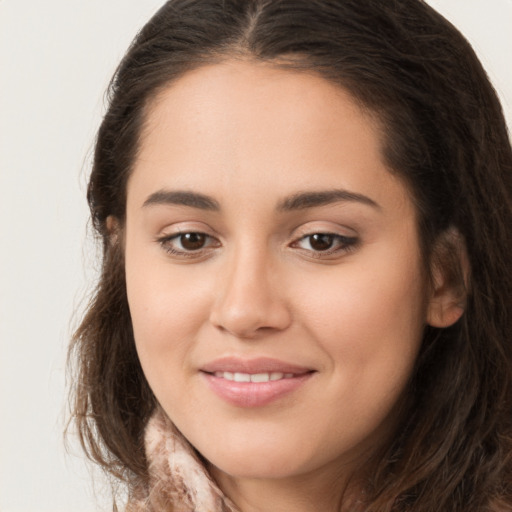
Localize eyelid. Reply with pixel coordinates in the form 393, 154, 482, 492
155, 222, 221, 259
288, 223, 360, 259
292, 221, 357, 238
291, 233, 358, 255
156, 232, 221, 259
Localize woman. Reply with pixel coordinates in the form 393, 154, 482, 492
69, 0, 512, 510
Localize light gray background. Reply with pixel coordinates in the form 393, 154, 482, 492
0, 1, 511, 511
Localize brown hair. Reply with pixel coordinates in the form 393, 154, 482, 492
69, 0, 512, 510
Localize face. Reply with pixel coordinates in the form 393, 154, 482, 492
124, 61, 430, 484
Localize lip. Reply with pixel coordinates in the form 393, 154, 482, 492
200, 357, 315, 408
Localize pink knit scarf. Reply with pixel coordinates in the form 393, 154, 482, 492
126, 407, 239, 512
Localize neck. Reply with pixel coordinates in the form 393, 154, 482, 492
209, 463, 366, 512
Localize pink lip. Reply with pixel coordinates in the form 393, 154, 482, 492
200, 357, 315, 408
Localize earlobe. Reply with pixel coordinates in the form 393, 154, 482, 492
426, 298, 464, 328
426, 227, 469, 328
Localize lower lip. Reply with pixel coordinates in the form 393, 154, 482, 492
202, 372, 314, 408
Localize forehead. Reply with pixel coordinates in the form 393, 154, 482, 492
140, 59, 382, 157
129, 60, 411, 215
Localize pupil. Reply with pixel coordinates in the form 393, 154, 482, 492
181, 233, 206, 250
310, 234, 333, 251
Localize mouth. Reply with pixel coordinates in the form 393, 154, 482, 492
200, 357, 316, 407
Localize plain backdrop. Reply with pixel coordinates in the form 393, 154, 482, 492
0, 1, 510, 511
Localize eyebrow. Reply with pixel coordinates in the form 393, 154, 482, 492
142, 188, 380, 212
142, 190, 220, 211
277, 189, 380, 211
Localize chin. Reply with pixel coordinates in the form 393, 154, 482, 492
199, 436, 321, 480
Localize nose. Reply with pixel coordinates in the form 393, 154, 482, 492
209, 248, 292, 339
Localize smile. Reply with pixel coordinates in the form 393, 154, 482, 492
200, 357, 315, 407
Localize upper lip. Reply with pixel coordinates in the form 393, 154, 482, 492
200, 356, 314, 375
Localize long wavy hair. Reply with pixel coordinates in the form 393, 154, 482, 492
69, 0, 512, 510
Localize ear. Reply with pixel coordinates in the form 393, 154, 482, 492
426, 227, 469, 328
106, 215, 120, 245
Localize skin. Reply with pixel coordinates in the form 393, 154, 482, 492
123, 60, 461, 512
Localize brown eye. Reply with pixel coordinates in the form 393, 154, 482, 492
308, 233, 335, 251
158, 231, 220, 258
293, 232, 358, 257
179, 233, 207, 250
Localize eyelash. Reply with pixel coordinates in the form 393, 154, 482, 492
157, 231, 359, 260
291, 233, 359, 258
157, 232, 220, 258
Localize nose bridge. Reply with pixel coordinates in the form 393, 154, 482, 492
210, 240, 290, 337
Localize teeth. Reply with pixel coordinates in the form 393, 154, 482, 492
213, 371, 292, 382
251, 373, 269, 383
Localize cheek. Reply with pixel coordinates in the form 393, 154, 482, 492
295, 252, 427, 385
125, 247, 212, 381
298, 268, 426, 444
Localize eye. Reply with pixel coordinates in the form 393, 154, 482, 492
175, 232, 208, 250
157, 232, 220, 257
293, 233, 358, 256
